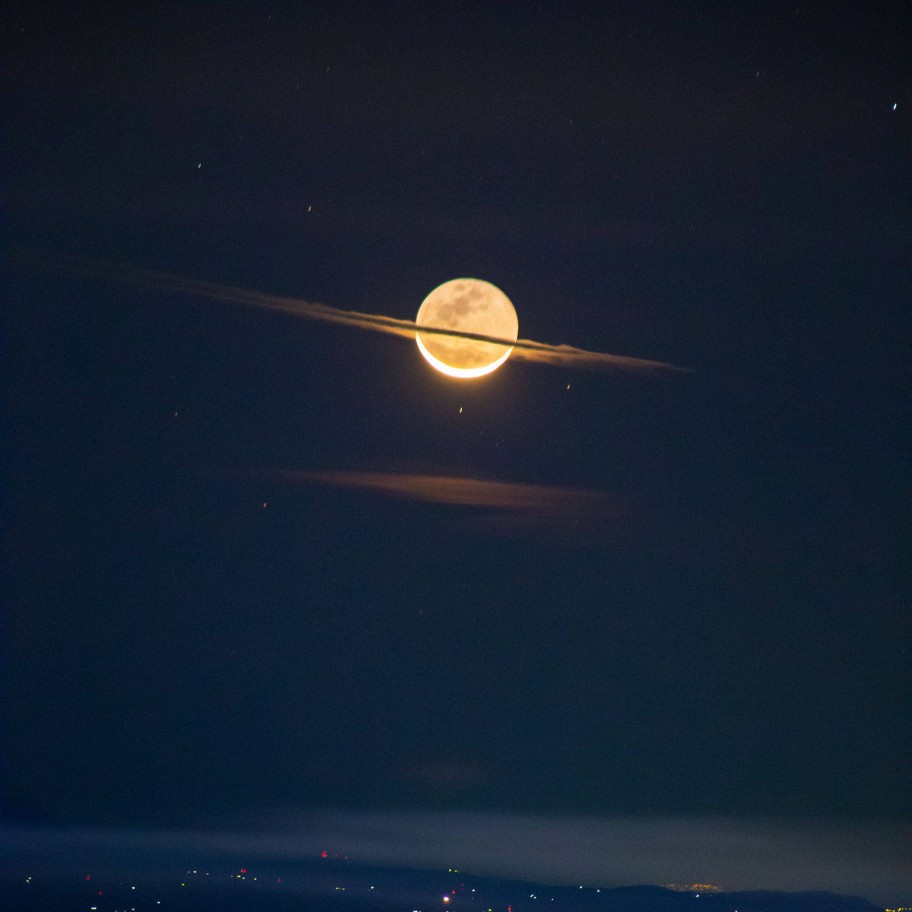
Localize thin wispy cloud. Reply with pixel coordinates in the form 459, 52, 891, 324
252, 468, 630, 542
268, 469, 618, 515
19, 250, 690, 374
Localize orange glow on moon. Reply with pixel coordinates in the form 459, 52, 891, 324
415, 279, 519, 379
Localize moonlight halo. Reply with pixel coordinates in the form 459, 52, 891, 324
415, 278, 519, 379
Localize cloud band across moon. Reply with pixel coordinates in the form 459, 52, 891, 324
39, 253, 691, 374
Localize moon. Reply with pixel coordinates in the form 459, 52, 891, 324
415, 278, 519, 379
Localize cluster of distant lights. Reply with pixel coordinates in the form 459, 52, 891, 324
435, 879, 731, 908
20, 865, 734, 910
22, 867, 284, 910
24, 857, 888, 912
666, 883, 722, 892
20, 856, 530, 912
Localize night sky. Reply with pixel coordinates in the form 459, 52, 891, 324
3, 0, 909, 899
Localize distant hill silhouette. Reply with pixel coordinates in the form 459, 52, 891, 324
0, 856, 886, 912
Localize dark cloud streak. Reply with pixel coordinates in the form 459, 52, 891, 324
14, 249, 690, 374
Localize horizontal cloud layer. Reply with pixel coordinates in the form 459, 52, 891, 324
26, 251, 690, 374
264, 469, 617, 514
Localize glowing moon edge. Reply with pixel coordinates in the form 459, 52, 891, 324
414, 332, 515, 379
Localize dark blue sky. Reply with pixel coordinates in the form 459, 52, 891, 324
3, 0, 908, 840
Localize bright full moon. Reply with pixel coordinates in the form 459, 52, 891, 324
415, 279, 519, 379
